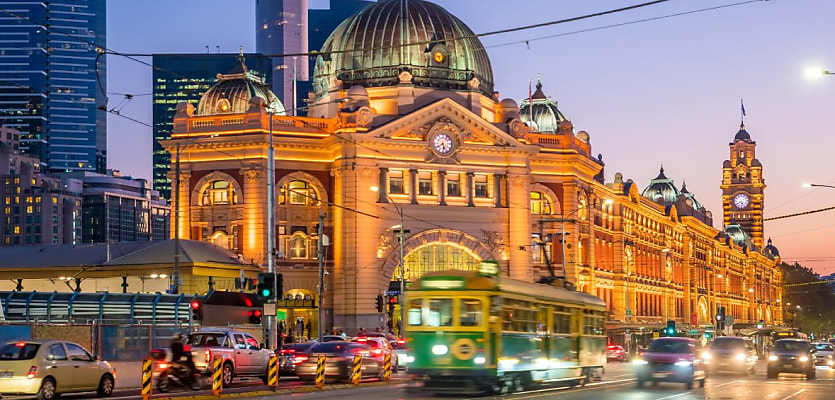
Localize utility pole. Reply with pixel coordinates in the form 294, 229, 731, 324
317, 209, 325, 343
397, 206, 405, 336
265, 106, 277, 350
172, 142, 181, 294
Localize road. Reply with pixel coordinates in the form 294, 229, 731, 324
10, 361, 835, 400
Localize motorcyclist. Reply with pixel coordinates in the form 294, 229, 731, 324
169, 333, 195, 383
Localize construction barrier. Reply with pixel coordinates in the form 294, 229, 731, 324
351, 354, 362, 386
141, 357, 153, 400
383, 353, 391, 382
315, 354, 326, 389
268, 353, 279, 390
212, 356, 223, 396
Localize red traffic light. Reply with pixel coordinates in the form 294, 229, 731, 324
389, 297, 397, 304
190, 300, 201, 310
253, 309, 262, 318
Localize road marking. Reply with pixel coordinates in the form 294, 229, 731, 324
507, 379, 636, 399
713, 380, 744, 388
779, 389, 806, 400
653, 392, 691, 400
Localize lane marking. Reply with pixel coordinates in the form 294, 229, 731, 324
713, 380, 744, 388
779, 389, 806, 400
653, 392, 692, 400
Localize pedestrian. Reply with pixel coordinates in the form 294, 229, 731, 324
358, 327, 365, 336
340, 329, 347, 339
305, 320, 311, 339
386, 319, 393, 333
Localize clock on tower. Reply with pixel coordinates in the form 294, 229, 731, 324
721, 124, 765, 248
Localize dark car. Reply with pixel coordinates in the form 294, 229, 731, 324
767, 339, 815, 379
295, 342, 383, 383
277, 343, 313, 375
704, 336, 757, 375
633, 337, 706, 390
607, 345, 626, 362
355, 332, 406, 350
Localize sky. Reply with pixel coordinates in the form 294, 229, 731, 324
106, 0, 835, 274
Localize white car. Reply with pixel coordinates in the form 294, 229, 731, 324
812, 342, 834, 368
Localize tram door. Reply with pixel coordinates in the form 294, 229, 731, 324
488, 295, 502, 366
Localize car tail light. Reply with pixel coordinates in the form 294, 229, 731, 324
205, 349, 211, 361
157, 362, 169, 371
27, 366, 37, 379
280, 349, 296, 355
371, 349, 383, 355
396, 340, 405, 345
356, 338, 368, 342
16, 342, 27, 347
293, 355, 309, 364
184, 345, 191, 352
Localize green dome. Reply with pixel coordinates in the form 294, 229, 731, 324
313, 0, 494, 98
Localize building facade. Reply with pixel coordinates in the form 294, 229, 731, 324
165, 0, 782, 335
256, 0, 308, 113
152, 53, 272, 200
0, 0, 107, 173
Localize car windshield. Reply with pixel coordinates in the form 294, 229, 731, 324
774, 341, 809, 352
814, 344, 833, 351
0, 342, 40, 360
648, 340, 692, 354
710, 339, 745, 350
310, 342, 362, 354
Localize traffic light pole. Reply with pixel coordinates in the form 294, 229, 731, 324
265, 106, 277, 350
317, 209, 325, 344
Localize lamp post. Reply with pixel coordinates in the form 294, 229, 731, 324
370, 186, 407, 335
803, 183, 835, 190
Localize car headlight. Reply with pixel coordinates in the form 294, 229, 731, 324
768, 355, 778, 361
702, 352, 711, 361
675, 361, 693, 367
632, 359, 648, 365
474, 356, 486, 365
403, 355, 414, 363
735, 353, 746, 361
431, 345, 448, 355
799, 356, 809, 362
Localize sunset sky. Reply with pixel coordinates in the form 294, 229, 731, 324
106, 0, 835, 274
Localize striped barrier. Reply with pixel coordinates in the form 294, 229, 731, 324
212, 356, 223, 396
141, 357, 152, 400
383, 353, 391, 382
351, 354, 362, 386
315, 355, 326, 389
268, 353, 278, 390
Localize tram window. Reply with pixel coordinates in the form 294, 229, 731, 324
407, 299, 423, 326
460, 299, 482, 327
428, 299, 454, 327
553, 312, 571, 334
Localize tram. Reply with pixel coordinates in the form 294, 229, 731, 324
404, 265, 607, 394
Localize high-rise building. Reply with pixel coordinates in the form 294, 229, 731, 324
0, 0, 107, 173
256, 0, 308, 113
152, 53, 272, 200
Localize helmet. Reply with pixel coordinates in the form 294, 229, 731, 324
173, 333, 183, 341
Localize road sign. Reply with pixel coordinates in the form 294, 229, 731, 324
263, 303, 276, 317
652, 331, 660, 339
625, 309, 632, 316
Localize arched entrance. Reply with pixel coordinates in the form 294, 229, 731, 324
698, 296, 709, 325
381, 229, 497, 282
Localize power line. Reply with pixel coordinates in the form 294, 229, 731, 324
763, 206, 835, 222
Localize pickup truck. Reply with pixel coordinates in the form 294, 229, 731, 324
157, 329, 273, 387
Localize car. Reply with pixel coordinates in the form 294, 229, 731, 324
704, 336, 757, 375
355, 332, 407, 349
306, 335, 348, 344
632, 337, 706, 390
184, 329, 273, 387
607, 345, 626, 362
0, 340, 116, 400
277, 343, 313, 376
767, 339, 815, 379
812, 342, 834, 368
351, 336, 399, 373
294, 342, 383, 383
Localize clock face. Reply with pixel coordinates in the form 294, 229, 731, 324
733, 194, 749, 209
433, 133, 453, 155
433, 51, 445, 63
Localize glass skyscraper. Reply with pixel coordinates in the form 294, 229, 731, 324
0, 0, 107, 173
152, 53, 272, 200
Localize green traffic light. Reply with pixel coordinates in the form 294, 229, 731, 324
261, 288, 271, 297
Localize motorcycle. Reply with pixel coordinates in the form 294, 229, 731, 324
156, 356, 207, 392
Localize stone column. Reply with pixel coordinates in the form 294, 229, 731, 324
409, 169, 418, 204
378, 167, 388, 203
493, 174, 503, 208
438, 171, 446, 206
507, 173, 531, 281
466, 172, 474, 207
240, 167, 266, 266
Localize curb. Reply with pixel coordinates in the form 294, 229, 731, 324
151, 380, 392, 400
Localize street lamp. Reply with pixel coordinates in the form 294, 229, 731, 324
370, 186, 407, 335
804, 68, 833, 79
803, 183, 835, 190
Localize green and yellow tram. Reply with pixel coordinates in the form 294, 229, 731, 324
405, 268, 608, 394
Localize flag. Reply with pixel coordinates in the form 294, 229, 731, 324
741, 99, 746, 117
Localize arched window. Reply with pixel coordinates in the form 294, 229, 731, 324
287, 232, 308, 259
402, 243, 481, 281
530, 191, 552, 215
201, 180, 238, 206
279, 180, 319, 206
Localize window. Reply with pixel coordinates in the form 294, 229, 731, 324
65, 343, 92, 361
418, 173, 433, 195
427, 299, 453, 327
502, 299, 537, 332
447, 174, 461, 197
287, 232, 308, 259
474, 175, 489, 198
0, 343, 40, 360
201, 180, 237, 206
459, 299, 482, 327
48, 344, 67, 361
280, 180, 318, 206
553, 306, 572, 334
408, 299, 423, 326
531, 191, 552, 214
389, 171, 405, 194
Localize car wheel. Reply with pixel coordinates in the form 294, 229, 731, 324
96, 374, 114, 397
221, 363, 234, 387
699, 378, 706, 388
806, 370, 816, 380
685, 379, 693, 390
37, 378, 57, 400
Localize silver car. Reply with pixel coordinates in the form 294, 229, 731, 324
812, 343, 834, 368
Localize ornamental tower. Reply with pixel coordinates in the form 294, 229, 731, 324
721, 124, 765, 248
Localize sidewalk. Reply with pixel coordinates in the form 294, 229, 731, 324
111, 361, 143, 389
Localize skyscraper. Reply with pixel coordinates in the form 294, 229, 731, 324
152, 53, 272, 200
256, 0, 308, 114
0, 0, 107, 173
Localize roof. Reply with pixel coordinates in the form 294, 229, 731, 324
642, 166, 680, 204
734, 124, 751, 141
197, 52, 284, 116
104, 240, 245, 266
519, 78, 569, 134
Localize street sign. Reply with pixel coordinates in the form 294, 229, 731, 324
625, 309, 632, 316
263, 303, 276, 317
652, 331, 660, 339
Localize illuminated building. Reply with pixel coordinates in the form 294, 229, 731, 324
165, 0, 782, 334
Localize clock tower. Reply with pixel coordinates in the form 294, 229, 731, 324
721, 124, 765, 248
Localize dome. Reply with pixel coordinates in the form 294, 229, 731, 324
641, 166, 680, 204
520, 78, 568, 134
197, 58, 284, 116
724, 224, 748, 246
680, 181, 702, 210
734, 124, 751, 141
312, 0, 494, 98
764, 237, 780, 258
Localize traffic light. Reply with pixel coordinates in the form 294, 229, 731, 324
248, 308, 263, 324
257, 272, 276, 302
190, 299, 202, 321
757, 320, 764, 329
705, 331, 713, 340
666, 320, 676, 336
388, 296, 397, 314
715, 306, 726, 331
375, 295, 384, 312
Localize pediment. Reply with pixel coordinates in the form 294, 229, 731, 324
372, 98, 524, 149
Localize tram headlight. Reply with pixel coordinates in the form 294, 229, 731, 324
432, 345, 449, 355
474, 356, 486, 365
674, 361, 693, 367
734, 353, 746, 361
632, 359, 648, 365
799, 356, 809, 362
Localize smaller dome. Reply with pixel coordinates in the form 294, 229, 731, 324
734, 124, 751, 141
197, 56, 284, 116
680, 181, 702, 210
764, 237, 780, 258
498, 98, 520, 122
520, 77, 568, 134
641, 166, 680, 204
724, 224, 748, 246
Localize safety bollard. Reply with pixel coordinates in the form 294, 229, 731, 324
315, 354, 326, 389
268, 353, 279, 391
141, 357, 153, 400
351, 354, 362, 386
383, 353, 391, 382
212, 356, 223, 396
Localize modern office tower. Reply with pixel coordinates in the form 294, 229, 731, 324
0, 0, 107, 173
151, 53, 271, 200
58, 170, 170, 243
256, 0, 308, 114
